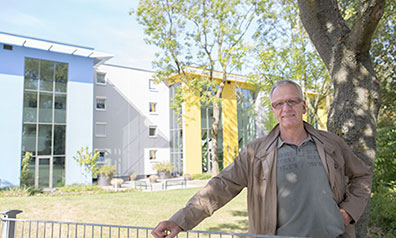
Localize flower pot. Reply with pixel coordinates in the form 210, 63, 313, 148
98, 173, 112, 186
158, 170, 171, 179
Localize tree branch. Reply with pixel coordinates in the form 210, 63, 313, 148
297, 0, 350, 67
348, 0, 385, 53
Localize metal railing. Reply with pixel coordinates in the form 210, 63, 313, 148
1, 210, 302, 238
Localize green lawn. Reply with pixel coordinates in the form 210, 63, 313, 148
0, 187, 248, 233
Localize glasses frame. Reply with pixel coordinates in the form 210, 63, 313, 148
271, 98, 303, 110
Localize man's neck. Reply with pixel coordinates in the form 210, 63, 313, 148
279, 125, 308, 146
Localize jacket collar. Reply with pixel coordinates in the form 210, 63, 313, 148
255, 122, 335, 159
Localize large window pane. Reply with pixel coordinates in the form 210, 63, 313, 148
53, 157, 65, 187
38, 158, 50, 187
23, 91, 37, 122
38, 125, 52, 155
22, 124, 36, 155
39, 92, 53, 123
53, 125, 65, 155
54, 94, 66, 123
24, 58, 39, 90
40, 60, 54, 91
55, 63, 68, 92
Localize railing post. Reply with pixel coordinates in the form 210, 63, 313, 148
1, 210, 23, 238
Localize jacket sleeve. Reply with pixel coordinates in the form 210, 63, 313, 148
169, 149, 250, 231
338, 138, 373, 224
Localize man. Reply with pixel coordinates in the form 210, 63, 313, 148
152, 80, 372, 238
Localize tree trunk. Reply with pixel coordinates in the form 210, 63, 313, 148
210, 77, 227, 177
211, 101, 220, 177
297, 1, 385, 237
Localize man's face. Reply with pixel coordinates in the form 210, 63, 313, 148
271, 83, 306, 130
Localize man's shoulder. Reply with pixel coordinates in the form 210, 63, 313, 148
306, 124, 347, 148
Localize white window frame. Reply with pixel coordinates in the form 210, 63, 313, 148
148, 125, 158, 137
95, 122, 107, 137
96, 72, 106, 85
149, 102, 158, 114
149, 79, 158, 92
96, 97, 106, 111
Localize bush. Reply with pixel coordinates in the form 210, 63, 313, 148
191, 173, 212, 180
152, 162, 175, 173
0, 186, 42, 197
57, 184, 102, 193
98, 165, 118, 178
369, 185, 396, 238
20, 152, 34, 187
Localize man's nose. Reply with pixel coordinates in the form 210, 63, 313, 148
282, 102, 293, 110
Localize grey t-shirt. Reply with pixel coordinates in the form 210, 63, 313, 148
276, 136, 345, 238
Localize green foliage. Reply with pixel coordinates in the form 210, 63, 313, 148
191, 173, 212, 180
20, 152, 34, 187
73, 147, 100, 177
369, 185, 396, 238
97, 164, 118, 178
57, 184, 103, 193
374, 123, 396, 192
152, 162, 175, 172
0, 186, 42, 197
135, 0, 261, 175
254, 0, 332, 129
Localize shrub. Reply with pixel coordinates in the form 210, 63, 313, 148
20, 152, 34, 187
191, 173, 212, 180
0, 186, 42, 197
98, 165, 118, 179
152, 162, 175, 173
57, 184, 102, 193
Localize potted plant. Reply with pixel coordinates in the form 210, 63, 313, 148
149, 175, 158, 183
152, 162, 175, 179
97, 164, 118, 186
129, 172, 137, 181
183, 173, 192, 181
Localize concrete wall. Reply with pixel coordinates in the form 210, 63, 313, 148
94, 64, 170, 178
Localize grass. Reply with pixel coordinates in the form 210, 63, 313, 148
0, 187, 248, 233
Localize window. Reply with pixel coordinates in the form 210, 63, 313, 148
96, 72, 106, 85
149, 150, 157, 160
95, 122, 107, 137
96, 97, 106, 110
3, 44, 13, 50
149, 79, 158, 91
97, 151, 105, 162
149, 102, 157, 113
22, 58, 68, 188
149, 126, 157, 137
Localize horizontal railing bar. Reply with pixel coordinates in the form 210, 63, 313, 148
1, 217, 304, 238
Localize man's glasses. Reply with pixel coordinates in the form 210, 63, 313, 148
271, 98, 303, 110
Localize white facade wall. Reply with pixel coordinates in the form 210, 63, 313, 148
94, 64, 170, 178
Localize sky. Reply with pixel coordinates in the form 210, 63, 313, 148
0, 0, 157, 71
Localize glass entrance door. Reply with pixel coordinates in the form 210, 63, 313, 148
35, 156, 52, 188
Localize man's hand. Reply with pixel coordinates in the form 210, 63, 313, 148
151, 220, 182, 238
340, 208, 353, 226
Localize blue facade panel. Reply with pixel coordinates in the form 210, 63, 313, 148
0, 73, 24, 186
0, 43, 95, 187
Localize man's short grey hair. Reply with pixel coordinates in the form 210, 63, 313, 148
269, 79, 304, 102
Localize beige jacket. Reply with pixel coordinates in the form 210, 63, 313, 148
170, 123, 372, 238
